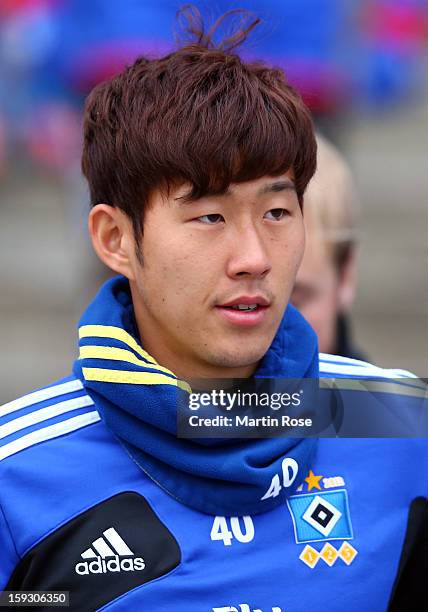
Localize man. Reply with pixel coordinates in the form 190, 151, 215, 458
0, 12, 426, 612
291, 134, 366, 359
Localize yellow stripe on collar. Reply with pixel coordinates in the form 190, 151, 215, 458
79, 345, 174, 376
82, 367, 191, 393
79, 325, 158, 365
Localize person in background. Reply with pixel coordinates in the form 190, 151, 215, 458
292, 134, 366, 360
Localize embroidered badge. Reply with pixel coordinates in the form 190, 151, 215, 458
338, 542, 358, 565
287, 469, 358, 568
287, 489, 353, 543
299, 541, 358, 568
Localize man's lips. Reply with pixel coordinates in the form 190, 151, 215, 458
219, 295, 270, 308
215, 296, 271, 327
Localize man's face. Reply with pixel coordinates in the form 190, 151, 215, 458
128, 170, 305, 378
291, 216, 341, 354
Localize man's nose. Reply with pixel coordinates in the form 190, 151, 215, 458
226, 225, 272, 279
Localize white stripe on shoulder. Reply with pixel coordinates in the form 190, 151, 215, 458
319, 362, 384, 377
381, 368, 417, 379
319, 353, 418, 378
0, 379, 84, 418
319, 353, 373, 368
0, 395, 94, 440
319, 361, 417, 379
0, 411, 101, 462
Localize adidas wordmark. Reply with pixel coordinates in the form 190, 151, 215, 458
75, 527, 145, 576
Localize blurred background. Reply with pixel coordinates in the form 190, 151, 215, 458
0, 0, 427, 402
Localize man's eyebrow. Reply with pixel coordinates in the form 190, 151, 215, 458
257, 179, 296, 195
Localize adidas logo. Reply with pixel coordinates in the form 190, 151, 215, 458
75, 527, 145, 576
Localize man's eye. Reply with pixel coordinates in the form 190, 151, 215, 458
264, 208, 289, 221
196, 214, 224, 224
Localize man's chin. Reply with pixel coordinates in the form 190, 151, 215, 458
203, 346, 269, 373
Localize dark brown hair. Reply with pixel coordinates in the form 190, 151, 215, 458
82, 7, 317, 242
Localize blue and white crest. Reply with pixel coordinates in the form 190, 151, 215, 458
287, 489, 353, 544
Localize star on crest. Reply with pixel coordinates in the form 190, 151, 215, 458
305, 470, 323, 491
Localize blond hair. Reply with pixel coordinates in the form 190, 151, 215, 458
304, 134, 359, 269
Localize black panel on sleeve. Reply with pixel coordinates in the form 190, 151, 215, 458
6, 492, 181, 611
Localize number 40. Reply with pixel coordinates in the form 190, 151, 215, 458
210, 516, 255, 546
261, 458, 299, 501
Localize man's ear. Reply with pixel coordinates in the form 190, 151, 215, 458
337, 245, 358, 312
88, 204, 137, 281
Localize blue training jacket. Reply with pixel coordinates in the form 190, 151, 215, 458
0, 354, 427, 612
